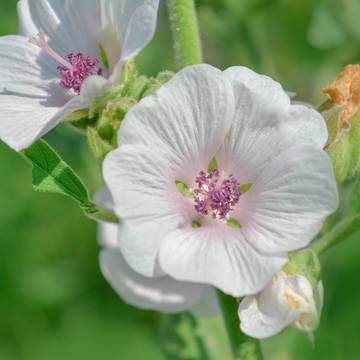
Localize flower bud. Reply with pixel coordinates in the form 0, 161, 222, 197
238, 270, 323, 339
322, 64, 360, 182
87, 127, 114, 161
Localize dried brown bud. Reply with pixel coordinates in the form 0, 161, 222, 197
322, 64, 360, 127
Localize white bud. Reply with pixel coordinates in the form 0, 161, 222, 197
238, 271, 323, 339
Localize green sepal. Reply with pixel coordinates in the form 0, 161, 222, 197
87, 127, 114, 161
99, 45, 110, 69
176, 180, 192, 198
192, 219, 201, 228
284, 248, 321, 288
127, 75, 149, 100
97, 96, 137, 140
22, 139, 90, 207
207, 157, 218, 172
239, 183, 253, 194
226, 218, 242, 228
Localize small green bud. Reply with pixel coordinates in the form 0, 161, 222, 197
65, 109, 94, 129
87, 127, 114, 161
142, 71, 174, 97
97, 97, 137, 141
127, 75, 149, 100
120, 60, 138, 89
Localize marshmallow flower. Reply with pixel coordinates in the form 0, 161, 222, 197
103, 64, 338, 297
0, 0, 159, 151
239, 271, 324, 338
97, 188, 219, 315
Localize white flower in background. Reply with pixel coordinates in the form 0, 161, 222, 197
239, 271, 324, 338
0, 0, 159, 151
103, 64, 338, 297
96, 188, 219, 315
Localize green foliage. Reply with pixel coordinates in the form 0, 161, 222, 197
22, 140, 90, 208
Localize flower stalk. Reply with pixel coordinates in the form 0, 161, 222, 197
166, 0, 203, 68
311, 215, 360, 255
217, 291, 263, 360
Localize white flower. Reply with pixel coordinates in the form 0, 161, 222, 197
0, 0, 159, 151
103, 64, 338, 297
238, 271, 324, 338
96, 188, 219, 315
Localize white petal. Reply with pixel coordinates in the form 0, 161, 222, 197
0, 36, 85, 150
99, 0, 159, 78
94, 186, 114, 212
98, 221, 119, 248
103, 145, 188, 277
121, 2, 159, 61
239, 295, 296, 339
119, 64, 235, 184
17, 0, 100, 57
237, 146, 338, 253
218, 66, 328, 183
158, 227, 288, 297
100, 248, 204, 313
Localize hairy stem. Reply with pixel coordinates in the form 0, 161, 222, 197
166, 0, 203, 68
311, 215, 360, 255
217, 291, 263, 360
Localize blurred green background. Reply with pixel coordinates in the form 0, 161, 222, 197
1, 0, 360, 359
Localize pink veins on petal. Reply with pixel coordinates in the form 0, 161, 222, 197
193, 169, 241, 219
29, 32, 102, 95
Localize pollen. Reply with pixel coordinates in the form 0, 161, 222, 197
193, 169, 241, 220
58, 53, 102, 94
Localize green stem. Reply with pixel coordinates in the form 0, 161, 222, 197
166, 0, 203, 68
311, 215, 360, 255
83, 202, 119, 223
217, 291, 263, 360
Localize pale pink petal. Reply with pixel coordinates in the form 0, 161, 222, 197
119, 64, 235, 184
158, 226, 288, 297
218, 66, 328, 183
0, 35, 85, 151
103, 145, 190, 277
237, 146, 338, 253
17, 0, 100, 57
100, 248, 204, 313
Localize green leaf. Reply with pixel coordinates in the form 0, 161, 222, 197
22, 140, 90, 207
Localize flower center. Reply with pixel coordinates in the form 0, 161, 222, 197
29, 32, 103, 95
193, 169, 241, 220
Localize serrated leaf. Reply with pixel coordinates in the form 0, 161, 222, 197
22, 140, 89, 206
